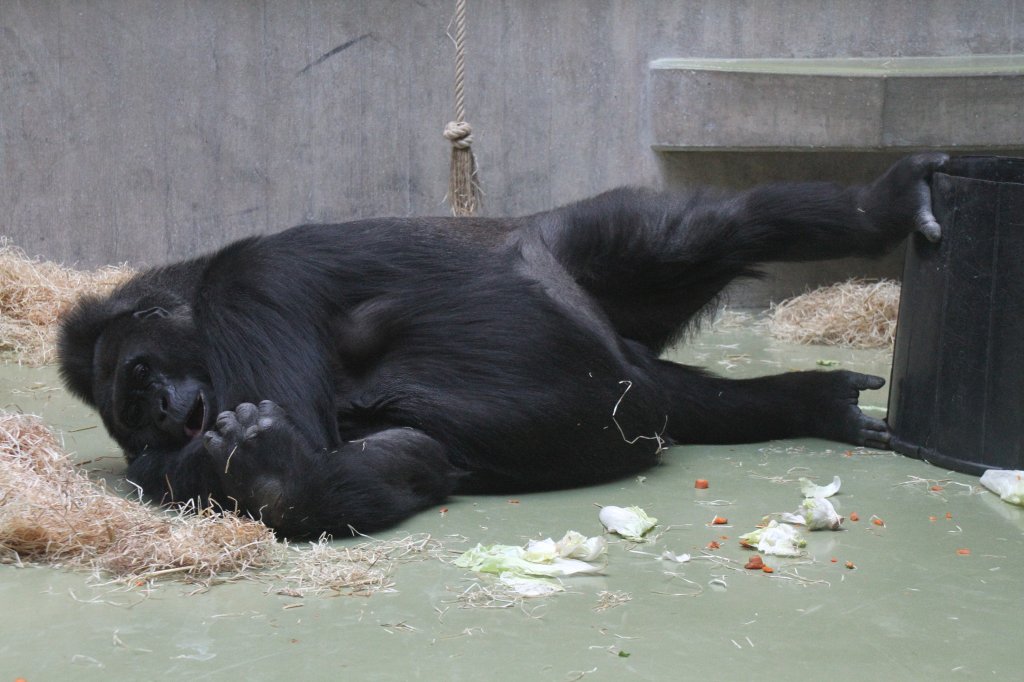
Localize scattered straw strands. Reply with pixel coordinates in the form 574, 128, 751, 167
593, 590, 632, 612
0, 411, 279, 583
278, 533, 447, 597
0, 239, 133, 366
768, 278, 901, 349
0, 411, 448, 593
446, 580, 548, 613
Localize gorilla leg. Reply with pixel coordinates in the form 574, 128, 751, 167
653, 361, 890, 449
531, 154, 946, 353
203, 401, 457, 537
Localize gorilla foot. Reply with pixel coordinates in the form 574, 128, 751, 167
203, 400, 307, 517
205, 401, 285, 468
818, 371, 890, 449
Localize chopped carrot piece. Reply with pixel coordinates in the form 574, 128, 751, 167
930, 485, 944, 492
695, 479, 709, 489
848, 512, 860, 522
744, 555, 764, 570
707, 540, 720, 550
929, 515, 937, 522
830, 558, 838, 563
956, 548, 971, 556
872, 517, 885, 526
761, 566, 774, 574
945, 512, 953, 520
845, 561, 856, 569
712, 516, 728, 525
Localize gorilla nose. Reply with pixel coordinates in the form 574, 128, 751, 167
154, 389, 175, 432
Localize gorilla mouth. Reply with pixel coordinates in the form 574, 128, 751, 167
184, 392, 207, 440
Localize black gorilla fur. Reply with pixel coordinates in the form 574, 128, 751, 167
59, 154, 947, 538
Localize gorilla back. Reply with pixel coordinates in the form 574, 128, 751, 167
59, 154, 947, 538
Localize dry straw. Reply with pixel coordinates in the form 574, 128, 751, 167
0, 239, 133, 366
279, 533, 447, 597
0, 411, 448, 592
768, 279, 901, 349
0, 410, 280, 583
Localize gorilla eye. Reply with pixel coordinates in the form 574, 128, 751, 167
132, 363, 151, 385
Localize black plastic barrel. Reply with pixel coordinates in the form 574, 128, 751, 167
888, 156, 1024, 475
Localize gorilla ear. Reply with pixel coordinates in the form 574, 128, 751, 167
57, 294, 126, 405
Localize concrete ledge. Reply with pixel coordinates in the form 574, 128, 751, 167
649, 56, 1024, 151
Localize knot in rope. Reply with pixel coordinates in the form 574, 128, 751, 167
443, 120, 474, 149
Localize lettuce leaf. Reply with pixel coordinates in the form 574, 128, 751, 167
599, 505, 658, 541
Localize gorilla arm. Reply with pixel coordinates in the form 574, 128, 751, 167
123, 400, 457, 538
200, 401, 457, 538
125, 439, 226, 510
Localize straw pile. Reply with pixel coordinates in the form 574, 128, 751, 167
0, 239, 133, 365
0, 411, 451, 593
768, 279, 901, 349
0, 410, 280, 583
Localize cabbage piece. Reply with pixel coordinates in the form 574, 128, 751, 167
599, 505, 658, 541
739, 520, 806, 557
454, 532, 606, 579
802, 497, 843, 530
799, 475, 841, 498
498, 572, 565, 597
556, 530, 608, 561
523, 531, 608, 563
522, 537, 559, 563
980, 470, 1024, 506
661, 551, 691, 563
781, 497, 843, 530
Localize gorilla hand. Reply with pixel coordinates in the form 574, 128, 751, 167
860, 152, 949, 242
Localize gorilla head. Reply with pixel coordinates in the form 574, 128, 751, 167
59, 289, 211, 460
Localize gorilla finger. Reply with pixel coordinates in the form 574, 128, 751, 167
912, 153, 948, 241
848, 372, 886, 391
243, 424, 259, 441
258, 400, 280, 413
215, 411, 238, 431
916, 211, 942, 242
863, 434, 891, 449
914, 184, 942, 242
204, 431, 223, 452
235, 402, 258, 423
859, 414, 889, 433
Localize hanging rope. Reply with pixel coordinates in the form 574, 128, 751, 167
444, 0, 482, 216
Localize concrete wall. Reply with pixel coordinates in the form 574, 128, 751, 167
2, 1, 1022, 303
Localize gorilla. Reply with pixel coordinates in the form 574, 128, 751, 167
58, 154, 947, 538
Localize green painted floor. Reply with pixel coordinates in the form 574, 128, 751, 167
2, 320, 1021, 681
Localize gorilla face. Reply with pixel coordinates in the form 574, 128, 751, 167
62, 301, 213, 459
